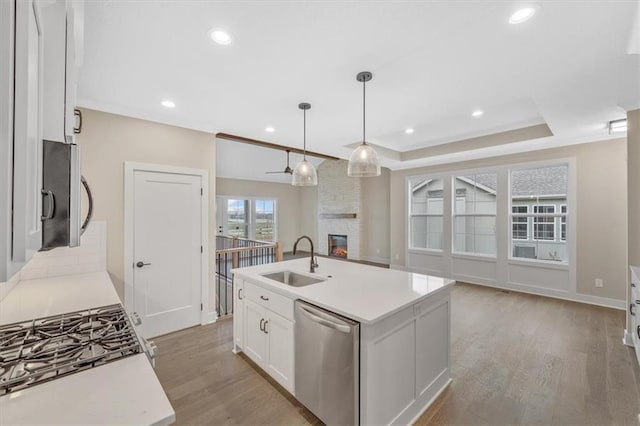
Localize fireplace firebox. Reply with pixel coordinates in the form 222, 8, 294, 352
328, 234, 348, 258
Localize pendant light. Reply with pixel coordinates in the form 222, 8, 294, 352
292, 102, 318, 186
348, 71, 381, 177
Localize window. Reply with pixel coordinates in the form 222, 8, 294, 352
533, 205, 555, 241
226, 199, 249, 238
409, 177, 443, 250
510, 164, 568, 262
453, 173, 497, 256
512, 205, 528, 240
255, 199, 275, 242
561, 205, 567, 241
219, 197, 277, 241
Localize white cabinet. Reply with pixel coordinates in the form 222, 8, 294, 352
360, 290, 452, 425
243, 298, 267, 366
0, 0, 44, 281
41, 0, 83, 144
237, 281, 295, 394
265, 311, 294, 391
233, 277, 244, 352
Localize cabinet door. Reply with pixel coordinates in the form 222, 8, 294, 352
243, 298, 266, 367
12, 0, 43, 262
233, 277, 244, 350
63, 4, 76, 143
265, 311, 295, 393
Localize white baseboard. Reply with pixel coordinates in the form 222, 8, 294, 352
202, 311, 218, 324
623, 330, 634, 347
396, 264, 626, 310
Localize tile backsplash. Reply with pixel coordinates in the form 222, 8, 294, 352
19, 221, 107, 281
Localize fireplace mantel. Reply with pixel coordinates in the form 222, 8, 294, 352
319, 213, 357, 219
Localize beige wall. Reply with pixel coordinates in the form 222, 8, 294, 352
216, 177, 304, 252
76, 109, 216, 309
361, 167, 391, 262
390, 138, 628, 301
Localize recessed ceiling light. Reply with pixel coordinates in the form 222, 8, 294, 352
509, 7, 537, 24
209, 29, 232, 45
405, 128, 415, 134
472, 110, 484, 117
265, 126, 275, 133
161, 100, 176, 108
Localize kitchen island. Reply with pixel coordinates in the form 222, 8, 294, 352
232, 257, 455, 425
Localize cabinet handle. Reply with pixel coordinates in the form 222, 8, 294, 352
631, 304, 637, 316
74, 109, 82, 134
263, 320, 268, 334
259, 318, 264, 332
260, 295, 269, 301
41, 190, 55, 221
238, 288, 243, 300
637, 325, 640, 339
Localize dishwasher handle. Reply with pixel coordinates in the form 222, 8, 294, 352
299, 306, 352, 333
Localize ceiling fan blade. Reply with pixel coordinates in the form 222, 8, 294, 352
264, 150, 293, 175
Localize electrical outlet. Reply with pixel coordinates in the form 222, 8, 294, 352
595, 278, 604, 288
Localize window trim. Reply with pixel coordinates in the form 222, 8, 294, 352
405, 158, 574, 277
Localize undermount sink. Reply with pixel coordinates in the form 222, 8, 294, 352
261, 271, 326, 287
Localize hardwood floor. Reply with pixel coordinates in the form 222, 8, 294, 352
154, 283, 640, 425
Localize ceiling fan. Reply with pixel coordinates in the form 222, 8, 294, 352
265, 150, 293, 175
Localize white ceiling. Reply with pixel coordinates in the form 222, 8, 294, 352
78, 0, 640, 179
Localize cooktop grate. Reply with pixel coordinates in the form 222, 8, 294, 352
0, 304, 141, 395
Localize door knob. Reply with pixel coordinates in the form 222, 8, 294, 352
136, 261, 151, 268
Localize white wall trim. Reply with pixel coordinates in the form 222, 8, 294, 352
203, 311, 218, 324
401, 263, 625, 310
123, 162, 211, 326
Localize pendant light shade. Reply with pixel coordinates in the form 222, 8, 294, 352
347, 142, 381, 177
348, 71, 381, 177
292, 103, 318, 186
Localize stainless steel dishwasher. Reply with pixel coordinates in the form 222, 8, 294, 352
295, 300, 360, 425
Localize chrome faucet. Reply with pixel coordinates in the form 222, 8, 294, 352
293, 235, 318, 273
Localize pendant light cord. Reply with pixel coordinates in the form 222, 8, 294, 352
362, 78, 366, 145
303, 108, 307, 160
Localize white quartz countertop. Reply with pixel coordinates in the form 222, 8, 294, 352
232, 257, 455, 324
0, 354, 175, 426
0, 272, 175, 425
0, 272, 121, 325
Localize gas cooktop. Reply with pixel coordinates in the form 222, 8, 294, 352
0, 304, 141, 395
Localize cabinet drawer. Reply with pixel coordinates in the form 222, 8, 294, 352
244, 281, 294, 321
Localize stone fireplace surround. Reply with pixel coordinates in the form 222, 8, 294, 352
317, 160, 362, 261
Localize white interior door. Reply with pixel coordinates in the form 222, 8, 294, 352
133, 170, 202, 338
